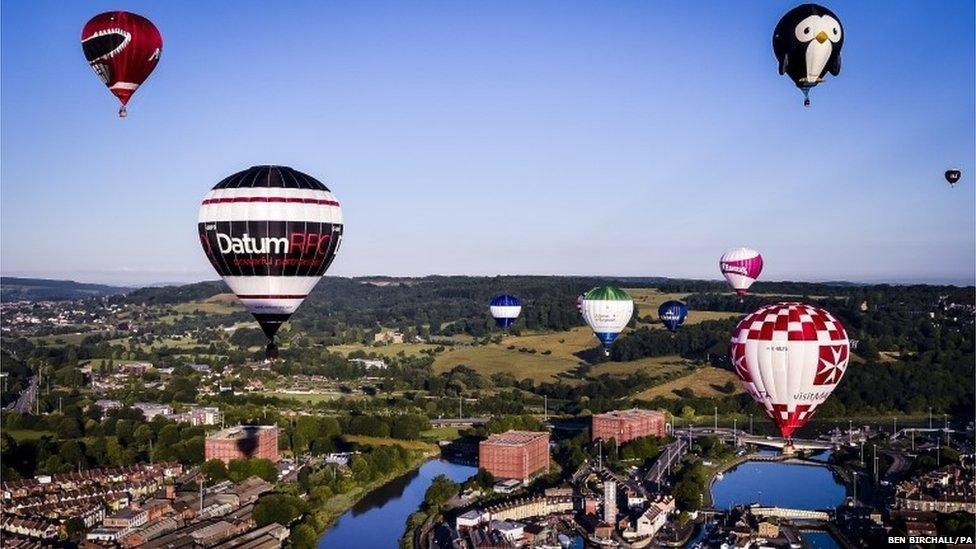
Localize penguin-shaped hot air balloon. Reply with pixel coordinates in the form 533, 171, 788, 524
773, 4, 843, 106
489, 295, 522, 329
945, 169, 962, 187
198, 166, 344, 359
658, 300, 688, 333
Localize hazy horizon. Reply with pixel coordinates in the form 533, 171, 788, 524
1, 269, 973, 289
3, 1, 974, 286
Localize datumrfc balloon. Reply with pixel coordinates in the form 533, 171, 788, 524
581, 286, 634, 355
772, 4, 843, 106
730, 302, 850, 451
198, 166, 344, 358
81, 11, 162, 117
658, 300, 688, 332
489, 295, 522, 329
720, 247, 763, 296
945, 169, 962, 187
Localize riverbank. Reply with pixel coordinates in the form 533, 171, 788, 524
302, 446, 439, 547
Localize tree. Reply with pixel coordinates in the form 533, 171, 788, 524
201, 459, 227, 482
253, 493, 306, 527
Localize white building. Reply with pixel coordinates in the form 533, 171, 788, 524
456, 509, 489, 529
349, 358, 388, 370
133, 402, 173, 420
603, 480, 617, 523
491, 520, 524, 542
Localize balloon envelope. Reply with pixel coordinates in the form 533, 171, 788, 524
489, 295, 522, 329
198, 166, 344, 356
730, 302, 849, 439
772, 4, 843, 105
81, 11, 162, 114
581, 286, 633, 352
945, 169, 961, 186
658, 300, 688, 332
720, 247, 763, 296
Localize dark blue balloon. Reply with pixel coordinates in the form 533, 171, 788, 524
489, 294, 522, 329
658, 300, 688, 332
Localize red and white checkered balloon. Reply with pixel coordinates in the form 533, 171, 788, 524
730, 302, 849, 439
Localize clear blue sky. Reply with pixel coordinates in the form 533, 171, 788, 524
2, 1, 973, 285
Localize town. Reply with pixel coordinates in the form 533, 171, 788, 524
1, 276, 974, 548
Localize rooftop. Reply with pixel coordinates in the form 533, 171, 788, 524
481, 430, 548, 446
594, 408, 665, 420
208, 425, 277, 439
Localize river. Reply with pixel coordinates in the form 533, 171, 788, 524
318, 459, 477, 548
693, 452, 846, 548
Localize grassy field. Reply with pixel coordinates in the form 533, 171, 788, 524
588, 356, 688, 377
433, 344, 579, 382
5, 429, 55, 441
625, 288, 738, 326
344, 435, 439, 453
29, 331, 97, 346
330, 343, 440, 357
420, 426, 462, 442
635, 366, 744, 400
173, 294, 243, 315
264, 391, 346, 404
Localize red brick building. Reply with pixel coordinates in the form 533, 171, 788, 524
478, 431, 550, 482
591, 409, 666, 444
205, 425, 279, 464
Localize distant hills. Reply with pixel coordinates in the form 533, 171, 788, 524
0, 277, 132, 302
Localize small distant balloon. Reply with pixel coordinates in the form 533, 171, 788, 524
945, 169, 962, 187
489, 295, 522, 329
720, 247, 763, 296
658, 300, 688, 332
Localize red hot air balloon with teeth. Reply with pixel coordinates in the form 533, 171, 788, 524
81, 11, 162, 118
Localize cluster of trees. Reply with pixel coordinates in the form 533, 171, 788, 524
1, 408, 205, 479
402, 474, 461, 549
289, 443, 419, 548
200, 457, 278, 483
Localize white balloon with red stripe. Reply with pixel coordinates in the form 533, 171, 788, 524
198, 165, 343, 357
729, 301, 849, 445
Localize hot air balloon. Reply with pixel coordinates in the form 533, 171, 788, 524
720, 247, 763, 296
730, 302, 849, 451
81, 11, 162, 117
658, 300, 688, 332
198, 166, 343, 358
581, 286, 633, 355
772, 4, 843, 106
489, 295, 522, 329
945, 169, 962, 187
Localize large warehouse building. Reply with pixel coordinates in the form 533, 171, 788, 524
591, 409, 666, 444
478, 430, 550, 482
205, 425, 279, 464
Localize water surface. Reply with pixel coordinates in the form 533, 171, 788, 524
319, 459, 477, 548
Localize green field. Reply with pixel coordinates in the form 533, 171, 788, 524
5, 429, 55, 441
635, 366, 743, 400
330, 343, 440, 357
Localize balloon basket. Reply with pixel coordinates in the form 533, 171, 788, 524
782, 442, 796, 456
118, 106, 127, 118
265, 341, 279, 360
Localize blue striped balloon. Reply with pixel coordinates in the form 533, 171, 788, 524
658, 300, 688, 332
489, 295, 522, 329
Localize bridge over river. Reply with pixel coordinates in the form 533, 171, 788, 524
673, 427, 834, 451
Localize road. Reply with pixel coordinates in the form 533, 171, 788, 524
644, 438, 688, 486
6, 375, 38, 414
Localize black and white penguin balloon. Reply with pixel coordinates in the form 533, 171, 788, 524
773, 4, 844, 106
